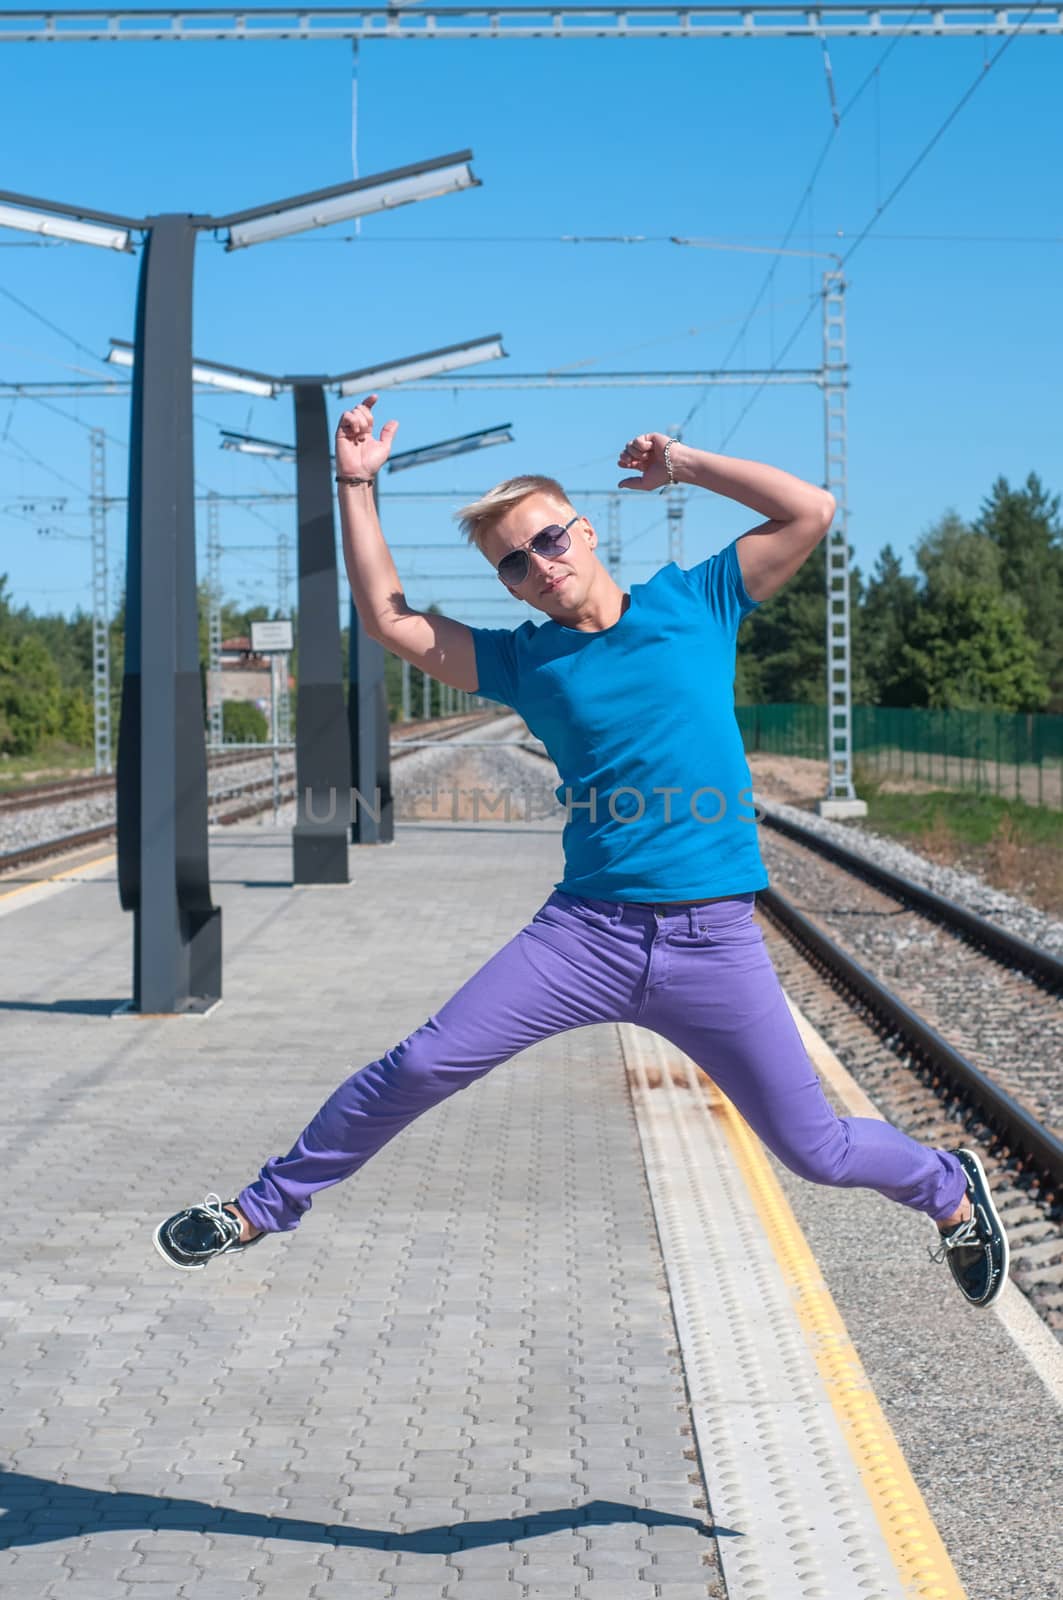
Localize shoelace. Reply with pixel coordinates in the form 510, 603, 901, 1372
927, 1212, 980, 1265
201, 1192, 242, 1247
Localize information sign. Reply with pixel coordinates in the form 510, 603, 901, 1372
250, 619, 293, 654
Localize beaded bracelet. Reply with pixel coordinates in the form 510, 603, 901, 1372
335, 473, 376, 487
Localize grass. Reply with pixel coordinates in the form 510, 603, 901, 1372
852, 763, 1063, 916
0, 742, 96, 791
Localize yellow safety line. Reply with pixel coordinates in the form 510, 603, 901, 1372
0, 851, 117, 903
706, 1077, 968, 1600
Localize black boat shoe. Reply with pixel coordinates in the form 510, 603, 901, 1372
153, 1192, 265, 1272
928, 1148, 1009, 1308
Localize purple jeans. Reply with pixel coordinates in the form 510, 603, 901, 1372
235, 889, 967, 1233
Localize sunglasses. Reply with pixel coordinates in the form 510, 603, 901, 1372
496, 514, 580, 588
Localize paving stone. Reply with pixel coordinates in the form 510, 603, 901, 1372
174, 1585, 265, 1600
443, 1587, 527, 1600
579, 1586, 659, 1600
513, 1561, 582, 1583
2, 827, 719, 1600
309, 1586, 392, 1599
384, 1588, 457, 1600
41, 1585, 137, 1600
641, 1552, 717, 1580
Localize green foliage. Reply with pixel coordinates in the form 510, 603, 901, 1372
900, 580, 1048, 713
914, 509, 1001, 593
859, 543, 920, 706
972, 472, 1063, 710
0, 632, 64, 755
855, 786, 1062, 851
737, 541, 827, 704
59, 687, 93, 746
734, 543, 866, 705
222, 700, 268, 743
845, 486, 1063, 713
3, 465, 1061, 758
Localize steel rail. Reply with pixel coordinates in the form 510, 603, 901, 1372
0, 821, 118, 870
0, 713, 497, 872
0, 748, 291, 813
0, 773, 113, 811
514, 736, 1063, 1189
758, 884, 1063, 1193
759, 804, 1063, 990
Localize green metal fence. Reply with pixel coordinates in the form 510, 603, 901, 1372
735, 703, 1063, 809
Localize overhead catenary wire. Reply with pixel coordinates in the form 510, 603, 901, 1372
681, 5, 925, 437
701, 0, 1048, 451
0, 280, 111, 368
1, 14, 1054, 612
7, 230, 1062, 249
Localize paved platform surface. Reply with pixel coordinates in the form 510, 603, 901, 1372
1, 823, 722, 1599
1, 818, 1059, 1599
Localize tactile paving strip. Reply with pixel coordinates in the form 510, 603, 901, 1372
618, 1021, 916, 1600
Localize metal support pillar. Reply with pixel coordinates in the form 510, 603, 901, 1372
423, 672, 430, 719
348, 477, 394, 844
819, 269, 863, 813
116, 214, 220, 1013
401, 656, 411, 721
291, 380, 352, 882
206, 491, 223, 749
89, 427, 112, 775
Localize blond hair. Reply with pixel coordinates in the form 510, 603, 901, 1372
455, 474, 572, 555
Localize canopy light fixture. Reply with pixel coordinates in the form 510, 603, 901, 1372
0, 152, 479, 259
0, 199, 132, 252
220, 430, 297, 462
107, 338, 279, 399
220, 151, 478, 251
386, 424, 514, 475
335, 334, 506, 398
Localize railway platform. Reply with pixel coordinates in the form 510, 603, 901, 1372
1, 818, 1060, 1600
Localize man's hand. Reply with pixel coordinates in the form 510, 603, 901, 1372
335, 394, 399, 480
617, 430, 673, 492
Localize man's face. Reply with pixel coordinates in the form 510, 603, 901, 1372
485, 493, 595, 615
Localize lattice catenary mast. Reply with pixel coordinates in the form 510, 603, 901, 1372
206, 492, 223, 748
89, 428, 113, 776
822, 268, 860, 809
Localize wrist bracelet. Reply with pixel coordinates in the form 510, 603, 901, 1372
335, 473, 376, 486
663, 437, 679, 485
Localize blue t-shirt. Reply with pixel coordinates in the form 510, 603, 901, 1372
469, 536, 769, 902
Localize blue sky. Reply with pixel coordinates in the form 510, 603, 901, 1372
1, 6, 1059, 627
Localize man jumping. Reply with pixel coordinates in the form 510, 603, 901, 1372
155, 397, 1008, 1310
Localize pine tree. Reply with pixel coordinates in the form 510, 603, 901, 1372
902, 512, 1048, 712
972, 473, 1063, 709
859, 543, 920, 706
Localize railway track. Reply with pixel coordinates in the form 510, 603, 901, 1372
748, 805, 1063, 1327
0, 711, 498, 875
9, 723, 1060, 1323
758, 902, 1063, 1330
514, 739, 1063, 1327
759, 803, 1063, 989
0, 747, 265, 813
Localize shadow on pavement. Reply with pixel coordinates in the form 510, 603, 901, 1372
0, 1474, 735, 1550
0, 998, 126, 1016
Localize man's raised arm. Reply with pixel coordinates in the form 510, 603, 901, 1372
617, 431, 836, 603
336, 396, 479, 692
